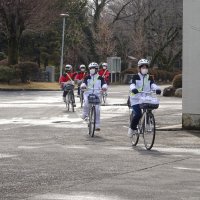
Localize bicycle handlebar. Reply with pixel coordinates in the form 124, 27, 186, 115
139, 90, 155, 94
81, 88, 106, 92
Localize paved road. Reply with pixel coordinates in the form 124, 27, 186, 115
0, 85, 199, 200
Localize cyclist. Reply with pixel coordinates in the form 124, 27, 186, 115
128, 58, 161, 138
59, 64, 77, 106
75, 64, 88, 97
80, 62, 108, 131
98, 62, 110, 84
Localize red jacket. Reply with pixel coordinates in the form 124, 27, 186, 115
75, 71, 87, 80
98, 69, 110, 83
59, 72, 77, 85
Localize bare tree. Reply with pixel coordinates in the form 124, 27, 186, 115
93, 21, 116, 60
106, 0, 182, 70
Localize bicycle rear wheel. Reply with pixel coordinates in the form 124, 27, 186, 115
142, 112, 155, 150
88, 106, 96, 137
130, 110, 139, 146
102, 93, 107, 105
71, 92, 75, 112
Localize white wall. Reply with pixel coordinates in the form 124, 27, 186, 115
183, 0, 200, 129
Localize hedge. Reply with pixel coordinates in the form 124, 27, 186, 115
14, 62, 39, 83
0, 52, 6, 61
172, 74, 182, 88
0, 65, 15, 83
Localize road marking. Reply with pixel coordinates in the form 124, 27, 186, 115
18, 146, 44, 149
154, 147, 200, 155
157, 124, 182, 129
107, 146, 131, 151
31, 193, 125, 200
0, 154, 17, 158
173, 167, 200, 171
63, 145, 88, 149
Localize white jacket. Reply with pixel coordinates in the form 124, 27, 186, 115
81, 73, 107, 96
129, 73, 160, 106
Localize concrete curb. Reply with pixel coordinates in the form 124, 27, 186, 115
0, 88, 61, 91
157, 128, 183, 131
0, 88, 79, 91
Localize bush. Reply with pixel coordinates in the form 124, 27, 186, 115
0, 59, 8, 66
163, 86, 176, 96
0, 65, 15, 83
0, 52, 6, 61
14, 62, 39, 83
172, 74, 182, 89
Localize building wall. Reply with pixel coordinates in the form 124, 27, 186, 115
183, 0, 200, 129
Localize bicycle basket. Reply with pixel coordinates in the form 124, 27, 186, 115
64, 84, 74, 91
140, 103, 159, 109
88, 94, 100, 104
139, 95, 159, 109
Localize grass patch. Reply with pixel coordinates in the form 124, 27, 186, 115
0, 82, 60, 90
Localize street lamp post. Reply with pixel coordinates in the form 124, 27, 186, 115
60, 13, 69, 78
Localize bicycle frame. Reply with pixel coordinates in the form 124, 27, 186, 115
130, 91, 158, 150
66, 89, 75, 112
85, 89, 101, 137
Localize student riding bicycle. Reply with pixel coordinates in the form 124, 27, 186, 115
98, 62, 110, 84
128, 59, 161, 138
59, 64, 77, 107
80, 62, 108, 131
75, 64, 88, 97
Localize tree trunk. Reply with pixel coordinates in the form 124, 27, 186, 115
8, 36, 19, 65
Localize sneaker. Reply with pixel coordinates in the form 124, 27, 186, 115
63, 97, 66, 102
127, 128, 137, 138
77, 95, 80, 97
95, 128, 101, 131
81, 114, 88, 121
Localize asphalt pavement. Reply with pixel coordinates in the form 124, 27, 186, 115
0, 85, 199, 200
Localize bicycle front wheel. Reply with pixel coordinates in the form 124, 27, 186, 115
143, 112, 156, 150
80, 92, 84, 108
88, 106, 96, 137
130, 110, 139, 146
66, 94, 70, 111
71, 92, 75, 112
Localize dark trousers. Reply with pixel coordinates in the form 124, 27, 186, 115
77, 86, 80, 95
130, 104, 142, 130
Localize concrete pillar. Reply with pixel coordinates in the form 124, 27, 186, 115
46, 66, 55, 82
182, 0, 200, 130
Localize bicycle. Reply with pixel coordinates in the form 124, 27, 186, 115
129, 91, 159, 150
101, 90, 107, 105
80, 89, 84, 108
64, 84, 75, 112
87, 92, 101, 137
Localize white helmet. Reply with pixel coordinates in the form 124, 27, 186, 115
102, 63, 108, 68
88, 62, 99, 69
65, 64, 72, 70
137, 59, 149, 67
79, 64, 86, 69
